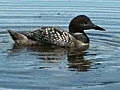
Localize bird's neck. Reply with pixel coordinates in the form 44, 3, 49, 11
71, 31, 89, 43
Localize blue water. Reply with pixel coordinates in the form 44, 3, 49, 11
0, 0, 120, 90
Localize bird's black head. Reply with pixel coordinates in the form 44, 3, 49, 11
69, 15, 105, 33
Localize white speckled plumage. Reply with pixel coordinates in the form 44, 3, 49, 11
25, 27, 76, 47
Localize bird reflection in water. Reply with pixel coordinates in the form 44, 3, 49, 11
8, 44, 91, 72
67, 54, 91, 72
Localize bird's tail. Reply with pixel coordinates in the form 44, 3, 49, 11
8, 30, 28, 45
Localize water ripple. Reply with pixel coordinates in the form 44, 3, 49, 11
0, 0, 120, 90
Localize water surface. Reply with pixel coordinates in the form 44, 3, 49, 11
0, 0, 120, 90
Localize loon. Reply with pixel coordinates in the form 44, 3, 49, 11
8, 15, 105, 51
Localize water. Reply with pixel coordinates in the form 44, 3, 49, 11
0, 0, 120, 90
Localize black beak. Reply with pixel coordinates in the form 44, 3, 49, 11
92, 25, 106, 31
